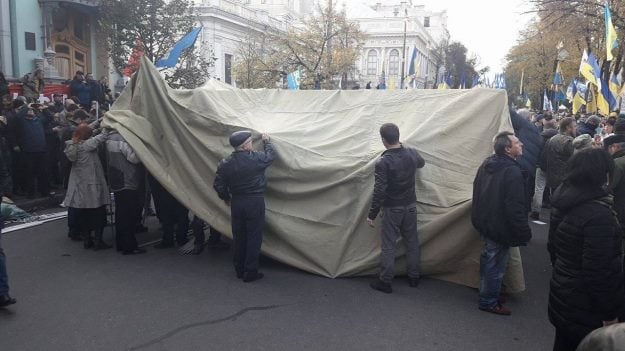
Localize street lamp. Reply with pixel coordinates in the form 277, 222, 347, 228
400, 9, 408, 89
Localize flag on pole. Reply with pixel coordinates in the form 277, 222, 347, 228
287, 70, 300, 90
579, 50, 602, 90
598, 78, 615, 115
553, 62, 563, 85
408, 47, 417, 76
155, 27, 202, 68
543, 90, 552, 111
605, 1, 619, 61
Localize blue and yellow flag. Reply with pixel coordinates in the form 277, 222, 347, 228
605, 2, 619, 61
610, 73, 621, 107
579, 51, 602, 90
553, 62, 563, 85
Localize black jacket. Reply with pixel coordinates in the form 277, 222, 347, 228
368, 146, 425, 220
548, 183, 624, 337
471, 154, 532, 246
577, 122, 597, 137
510, 109, 542, 177
213, 141, 276, 201
537, 128, 558, 171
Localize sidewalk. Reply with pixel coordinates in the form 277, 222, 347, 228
10, 191, 65, 214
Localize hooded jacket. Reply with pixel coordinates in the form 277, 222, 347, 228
544, 133, 574, 188
471, 154, 532, 246
548, 182, 624, 339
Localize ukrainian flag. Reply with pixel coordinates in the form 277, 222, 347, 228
605, 2, 619, 61
579, 50, 602, 90
610, 73, 621, 107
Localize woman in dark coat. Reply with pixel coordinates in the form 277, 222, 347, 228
548, 148, 624, 351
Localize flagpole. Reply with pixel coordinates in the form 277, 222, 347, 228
400, 9, 407, 89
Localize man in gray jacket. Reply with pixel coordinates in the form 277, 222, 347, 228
544, 117, 577, 190
106, 131, 146, 255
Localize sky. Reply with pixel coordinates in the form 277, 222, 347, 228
339, 0, 535, 74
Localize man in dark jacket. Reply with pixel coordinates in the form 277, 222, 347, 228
544, 117, 577, 190
577, 115, 601, 137
510, 109, 542, 208
366, 123, 425, 294
106, 131, 146, 255
531, 118, 558, 220
214, 131, 275, 283
472, 131, 532, 315
17, 104, 50, 198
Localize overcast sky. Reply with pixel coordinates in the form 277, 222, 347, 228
339, 0, 535, 73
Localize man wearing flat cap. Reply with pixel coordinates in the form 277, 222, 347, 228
213, 130, 276, 282
605, 134, 625, 232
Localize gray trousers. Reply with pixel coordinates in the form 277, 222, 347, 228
379, 204, 420, 283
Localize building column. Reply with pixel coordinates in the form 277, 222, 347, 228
40, 1, 61, 79
0, 0, 12, 76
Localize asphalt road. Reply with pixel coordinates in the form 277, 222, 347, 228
0, 212, 554, 351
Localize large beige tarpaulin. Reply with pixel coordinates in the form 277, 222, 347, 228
104, 57, 525, 292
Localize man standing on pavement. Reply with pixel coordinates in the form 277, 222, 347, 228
367, 123, 425, 294
213, 131, 275, 283
472, 131, 532, 315
544, 117, 576, 192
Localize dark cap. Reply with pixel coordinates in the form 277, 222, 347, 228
229, 130, 252, 147
604, 134, 625, 148
614, 118, 625, 134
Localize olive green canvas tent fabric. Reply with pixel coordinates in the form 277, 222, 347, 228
104, 57, 526, 292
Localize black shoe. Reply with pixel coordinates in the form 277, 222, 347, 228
206, 240, 230, 250
529, 211, 540, 220
176, 240, 189, 247
408, 277, 420, 288
153, 242, 174, 249
0, 294, 16, 307
242, 272, 264, 282
370, 279, 392, 294
122, 248, 147, 255
135, 225, 148, 234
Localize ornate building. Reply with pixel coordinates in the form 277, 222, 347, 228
0, 0, 107, 82
346, 0, 449, 89
194, 0, 293, 86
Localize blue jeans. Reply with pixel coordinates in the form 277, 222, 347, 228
479, 236, 509, 308
0, 229, 9, 296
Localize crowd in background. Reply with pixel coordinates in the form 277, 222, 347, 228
502, 107, 625, 350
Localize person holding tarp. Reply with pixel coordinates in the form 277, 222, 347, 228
366, 123, 425, 294
213, 131, 275, 283
472, 131, 532, 316
106, 130, 146, 255
63, 124, 110, 250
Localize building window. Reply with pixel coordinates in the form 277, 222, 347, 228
25, 32, 36, 51
225, 54, 232, 84
424, 17, 430, 27
367, 50, 378, 76
389, 49, 399, 76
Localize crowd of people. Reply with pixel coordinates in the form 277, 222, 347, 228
472, 107, 625, 351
